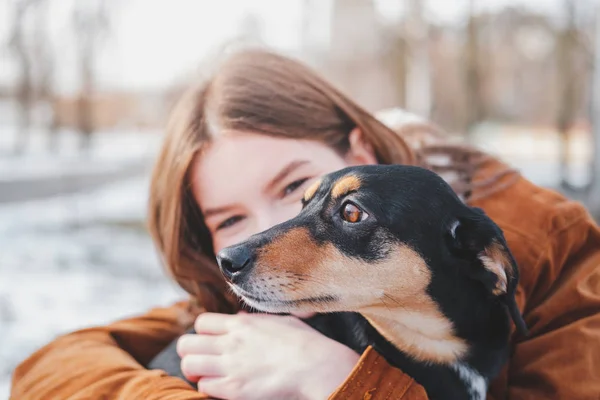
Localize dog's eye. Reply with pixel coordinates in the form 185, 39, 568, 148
341, 202, 367, 223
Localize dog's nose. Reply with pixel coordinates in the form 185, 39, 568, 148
216, 245, 254, 280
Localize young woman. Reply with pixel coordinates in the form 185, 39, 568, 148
11, 49, 600, 400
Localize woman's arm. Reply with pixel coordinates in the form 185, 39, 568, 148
500, 201, 600, 399
11, 301, 208, 400
328, 346, 427, 399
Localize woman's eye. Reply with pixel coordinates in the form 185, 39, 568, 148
216, 215, 244, 231
340, 202, 368, 223
283, 178, 309, 197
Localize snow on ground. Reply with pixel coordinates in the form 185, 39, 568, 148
0, 176, 149, 234
0, 176, 187, 399
0, 127, 186, 399
0, 125, 163, 182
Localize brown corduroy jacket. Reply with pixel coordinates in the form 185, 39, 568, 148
10, 159, 600, 400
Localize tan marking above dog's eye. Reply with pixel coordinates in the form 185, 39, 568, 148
303, 179, 322, 204
341, 202, 367, 223
331, 175, 361, 199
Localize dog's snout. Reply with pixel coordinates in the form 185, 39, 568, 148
217, 245, 254, 280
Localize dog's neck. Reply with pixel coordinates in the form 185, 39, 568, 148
361, 306, 468, 365
360, 307, 494, 400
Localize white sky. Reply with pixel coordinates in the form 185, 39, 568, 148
0, 0, 596, 95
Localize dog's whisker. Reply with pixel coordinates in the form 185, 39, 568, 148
284, 273, 329, 286
381, 295, 395, 319
383, 293, 409, 312
383, 293, 401, 306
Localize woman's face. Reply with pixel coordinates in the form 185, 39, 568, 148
190, 130, 376, 252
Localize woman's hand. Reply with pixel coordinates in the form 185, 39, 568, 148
177, 312, 360, 400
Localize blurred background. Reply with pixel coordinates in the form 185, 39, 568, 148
2, 0, 600, 397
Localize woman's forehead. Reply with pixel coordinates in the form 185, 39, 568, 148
189, 132, 343, 208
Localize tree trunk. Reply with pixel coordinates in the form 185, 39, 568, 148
405, 0, 431, 118
393, 34, 408, 108
78, 45, 94, 150
9, 1, 36, 155
72, 0, 110, 151
14, 55, 33, 155
34, 0, 59, 152
465, 0, 485, 135
556, 0, 578, 190
587, 6, 600, 221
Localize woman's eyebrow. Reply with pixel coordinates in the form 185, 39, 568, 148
203, 205, 235, 219
265, 160, 309, 192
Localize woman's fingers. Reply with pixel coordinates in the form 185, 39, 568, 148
177, 334, 223, 357
181, 355, 224, 379
197, 377, 245, 400
194, 312, 235, 334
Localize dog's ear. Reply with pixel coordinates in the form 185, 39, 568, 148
447, 208, 528, 336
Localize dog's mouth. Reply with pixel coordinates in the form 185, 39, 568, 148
230, 284, 336, 312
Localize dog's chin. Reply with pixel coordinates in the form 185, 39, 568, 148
228, 284, 337, 314
240, 296, 293, 313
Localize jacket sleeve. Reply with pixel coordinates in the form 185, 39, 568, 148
502, 201, 600, 399
328, 347, 428, 399
10, 301, 209, 400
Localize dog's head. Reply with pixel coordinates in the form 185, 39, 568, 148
216, 165, 527, 340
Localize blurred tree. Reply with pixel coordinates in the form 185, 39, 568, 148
32, 0, 59, 152
587, 5, 600, 220
556, 0, 580, 190
464, 0, 485, 134
390, 25, 408, 108
72, 0, 110, 150
323, 0, 391, 110
7, 0, 41, 155
405, 0, 431, 118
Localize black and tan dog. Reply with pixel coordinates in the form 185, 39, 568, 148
214, 165, 527, 400
149, 164, 527, 400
